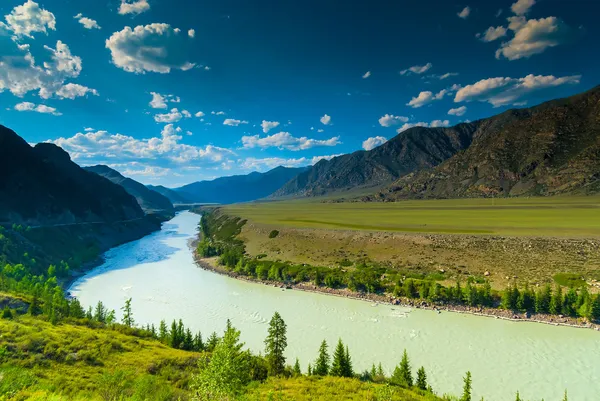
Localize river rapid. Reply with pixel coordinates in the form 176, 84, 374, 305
69, 212, 600, 401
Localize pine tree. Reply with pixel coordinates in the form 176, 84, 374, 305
28, 294, 41, 316
562, 287, 578, 317
184, 328, 194, 351
293, 358, 302, 376
562, 390, 568, 401
330, 339, 346, 377
343, 345, 354, 378
94, 301, 107, 323
264, 311, 288, 376
314, 340, 330, 376
377, 363, 384, 378
307, 363, 312, 376
194, 331, 205, 352
550, 285, 563, 315
391, 349, 413, 387
1, 306, 12, 319
206, 331, 220, 352
416, 367, 427, 390
121, 298, 134, 327
370, 364, 377, 380
535, 284, 552, 314
159, 320, 169, 343
515, 391, 522, 401
589, 295, 600, 322
106, 310, 116, 325
461, 371, 472, 401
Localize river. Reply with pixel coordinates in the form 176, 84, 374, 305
69, 212, 600, 401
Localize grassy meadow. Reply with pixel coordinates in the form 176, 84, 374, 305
225, 196, 600, 237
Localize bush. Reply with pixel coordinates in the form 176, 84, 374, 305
269, 230, 280, 239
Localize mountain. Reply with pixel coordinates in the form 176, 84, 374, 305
85, 165, 174, 214
0, 125, 144, 226
176, 166, 308, 204
372, 85, 600, 200
273, 125, 479, 198
147, 185, 192, 205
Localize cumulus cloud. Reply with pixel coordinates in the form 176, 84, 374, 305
74, 13, 101, 30
400, 63, 432, 75
1, 0, 56, 38
457, 6, 471, 19
397, 120, 450, 133
14, 101, 61, 115
123, 166, 171, 177
240, 155, 340, 171
362, 136, 387, 151
448, 106, 467, 116
378, 114, 409, 127
56, 83, 99, 99
362, 71, 371, 79
211, 111, 225, 115
435, 72, 459, 80
223, 118, 248, 126
241, 132, 341, 151
118, 0, 150, 16
407, 89, 447, 108
188, 29, 195, 38
320, 114, 332, 125
495, 16, 570, 60
261, 120, 280, 133
149, 92, 180, 109
195, 111, 204, 118
154, 108, 183, 123
477, 26, 507, 42
511, 0, 535, 15
106, 23, 195, 73
454, 74, 581, 107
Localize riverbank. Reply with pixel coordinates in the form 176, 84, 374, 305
191, 239, 599, 331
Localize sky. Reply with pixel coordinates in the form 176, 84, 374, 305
1, 0, 599, 187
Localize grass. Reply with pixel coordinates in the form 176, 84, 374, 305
225, 196, 600, 237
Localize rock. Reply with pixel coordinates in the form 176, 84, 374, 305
484, 271, 490, 276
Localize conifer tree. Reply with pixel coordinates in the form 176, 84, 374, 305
293, 358, 302, 376
370, 364, 377, 380
461, 371, 472, 401
391, 349, 413, 387
264, 311, 288, 376
158, 320, 168, 343
377, 363, 384, 378
589, 295, 600, 322
535, 284, 552, 314
330, 339, 346, 377
194, 331, 205, 352
307, 363, 312, 376
550, 285, 563, 315
416, 367, 428, 390
563, 287, 578, 317
94, 301, 107, 323
343, 345, 354, 377
106, 310, 116, 325
206, 331, 220, 352
28, 294, 41, 316
314, 340, 330, 376
515, 391, 522, 401
184, 328, 194, 351
121, 298, 134, 327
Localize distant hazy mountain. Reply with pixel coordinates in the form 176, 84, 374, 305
273, 125, 478, 198
146, 185, 192, 205
371, 85, 600, 200
85, 165, 174, 213
176, 166, 308, 204
0, 125, 144, 225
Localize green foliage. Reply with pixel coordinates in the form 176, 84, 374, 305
553, 273, 586, 288
121, 298, 134, 327
314, 340, 330, 376
391, 350, 413, 388
416, 367, 428, 391
265, 311, 288, 376
269, 230, 280, 239
330, 339, 353, 378
461, 371, 472, 401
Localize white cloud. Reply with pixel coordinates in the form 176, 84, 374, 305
240, 155, 340, 171
477, 26, 507, 42
42, 41, 82, 80
495, 16, 569, 60
320, 114, 332, 125
14, 101, 61, 116
241, 132, 341, 151
261, 120, 280, 133
55, 83, 99, 99
84, 127, 95, 132
149, 92, 180, 109
211, 111, 225, 115
448, 106, 467, 116
454, 74, 581, 107
188, 29, 195, 38
397, 120, 450, 133
437, 72, 459, 80
118, 0, 150, 16
458, 6, 471, 19
2, 0, 56, 38
378, 114, 409, 127
511, 0, 535, 15
362, 71, 371, 79
106, 23, 195, 73
407, 89, 447, 108
223, 118, 248, 126
74, 13, 101, 30
182, 110, 192, 118
362, 136, 387, 151
51, 125, 235, 168
123, 166, 171, 177
400, 63, 432, 75
195, 111, 205, 117
154, 108, 183, 123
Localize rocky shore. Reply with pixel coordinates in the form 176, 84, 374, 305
191, 243, 600, 331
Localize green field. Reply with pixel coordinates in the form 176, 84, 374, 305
225, 197, 600, 237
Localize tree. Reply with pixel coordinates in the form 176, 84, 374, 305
589, 295, 600, 322
391, 349, 413, 387
121, 298, 134, 327
344, 345, 354, 378
1, 306, 12, 319
264, 311, 288, 376
330, 339, 346, 377
194, 331, 205, 352
206, 332, 220, 352
416, 367, 428, 390
377, 363, 384, 378
461, 371, 472, 401
94, 301, 107, 323
191, 321, 250, 400
28, 294, 42, 316
562, 287, 578, 317
549, 285, 563, 315
535, 284, 552, 314
184, 328, 194, 351
313, 340, 330, 376
293, 358, 302, 376
159, 320, 169, 343
562, 390, 568, 401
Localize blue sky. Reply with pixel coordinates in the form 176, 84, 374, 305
1, 0, 598, 186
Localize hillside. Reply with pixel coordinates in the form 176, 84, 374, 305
0, 125, 144, 226
373, 85, 600, 200
85, 165, 174, 214
272, 125, 479, 198
176, 166, 308, 204
147, 184, 192, 205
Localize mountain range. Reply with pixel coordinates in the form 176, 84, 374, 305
85, 165, 174, 214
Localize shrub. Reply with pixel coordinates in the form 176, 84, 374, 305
269, 230, 280, 239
